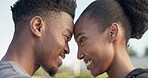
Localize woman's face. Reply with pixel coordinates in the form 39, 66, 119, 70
74, 14, 114, 77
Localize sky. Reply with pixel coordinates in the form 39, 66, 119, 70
0, 0, 148, 67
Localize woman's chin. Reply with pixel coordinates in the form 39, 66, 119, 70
90, 70, 100, 77
90, 69, 104, 77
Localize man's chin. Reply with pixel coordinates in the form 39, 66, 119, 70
48, 67, 57, 77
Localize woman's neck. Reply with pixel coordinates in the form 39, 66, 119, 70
107, 43, 135, 78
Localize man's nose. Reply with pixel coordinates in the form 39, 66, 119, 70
77, 48, 85, 60
64, 43, 70, 54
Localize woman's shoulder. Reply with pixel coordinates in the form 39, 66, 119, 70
136, 72, 148, 78
126, 68, 148, 78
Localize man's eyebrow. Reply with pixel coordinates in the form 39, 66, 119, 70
66, 29, 73, 37
75, 32, 85, 39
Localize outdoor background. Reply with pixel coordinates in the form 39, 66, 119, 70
0, 0, 148, 78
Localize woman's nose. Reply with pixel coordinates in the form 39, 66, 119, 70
77, 48, 85, 60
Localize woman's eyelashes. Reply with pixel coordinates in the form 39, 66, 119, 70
78, 37, 86, 46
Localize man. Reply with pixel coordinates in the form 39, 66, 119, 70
0, 0, 76, 77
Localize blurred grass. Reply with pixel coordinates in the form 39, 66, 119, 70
32, 67, 108, 78
33, 66, 148, 78
32, 55, 148, 78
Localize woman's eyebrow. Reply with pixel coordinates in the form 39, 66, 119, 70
75, 32, 86, 39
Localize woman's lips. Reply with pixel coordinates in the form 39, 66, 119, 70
83, 57, 93, 70
86, 59, 93, 70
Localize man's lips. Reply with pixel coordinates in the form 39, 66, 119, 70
58, 52, 66, 67
58, 56, 63, 66
59, 55, 64, 60
59, 53, 65, 59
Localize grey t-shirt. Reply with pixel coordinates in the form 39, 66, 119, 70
0, 61, 31, 78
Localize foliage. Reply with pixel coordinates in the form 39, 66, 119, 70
76, 71, 108, 78
33, 68, 49, 78
55, 72, 75, 78
32, 66, 108, 78
75, 71, 93, 78
33, 66, 75, 78
144, 47, 148, 56
96, 73, 108, 78
128, 47, 137, 56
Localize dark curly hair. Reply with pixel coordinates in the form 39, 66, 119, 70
117, 0, 148, 39
81, 0, 148, 43
11, 0, 76, 34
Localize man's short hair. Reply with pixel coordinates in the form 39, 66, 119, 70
11, 0, 76, 34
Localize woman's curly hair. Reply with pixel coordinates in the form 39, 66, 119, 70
81, 0, 148, 42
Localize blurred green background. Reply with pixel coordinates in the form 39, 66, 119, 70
32, 47, 148, 78
32, 66, 108, 78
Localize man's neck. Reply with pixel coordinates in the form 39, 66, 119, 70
1, 37, 40, 76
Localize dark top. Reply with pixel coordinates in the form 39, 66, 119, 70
126, 68, 148, 78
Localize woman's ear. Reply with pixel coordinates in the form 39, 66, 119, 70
30, 16, 44, 37
109, 23, 119, 42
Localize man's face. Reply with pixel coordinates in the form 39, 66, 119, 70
36, 12, 73, 76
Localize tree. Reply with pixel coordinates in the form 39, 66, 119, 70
145, 47, 148, 56
128, 47, 137, 56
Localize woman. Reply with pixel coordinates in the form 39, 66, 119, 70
74, 0, 148, 78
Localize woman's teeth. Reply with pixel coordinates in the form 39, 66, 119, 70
86, 60, 92, 67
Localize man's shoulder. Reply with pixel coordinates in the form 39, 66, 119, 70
0, 61, 31, 78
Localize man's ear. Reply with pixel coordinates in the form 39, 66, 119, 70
30, 16, 44, 37
108, 23, 119, 42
